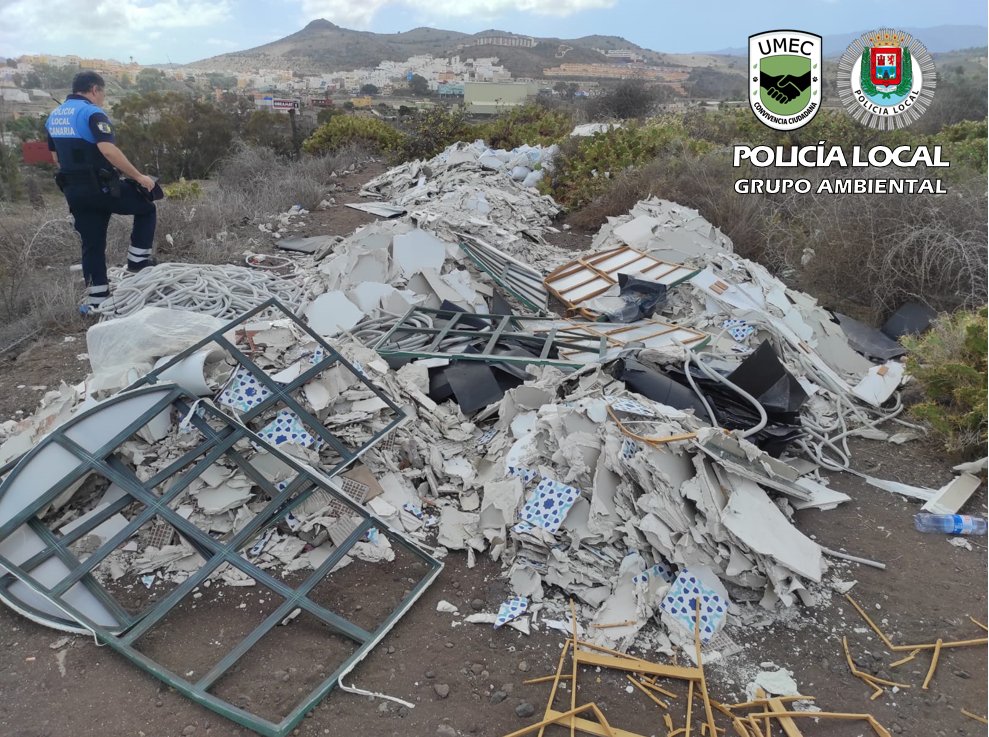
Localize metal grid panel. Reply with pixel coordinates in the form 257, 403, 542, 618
543, 245, 700, 318
457, 234, 549, 312
0, 386, 441, 737
372, 307, 608, 367
521, 318, 710, 362
129, 298, 406, 479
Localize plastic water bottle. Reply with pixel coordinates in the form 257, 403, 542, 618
914, 513, 987, 535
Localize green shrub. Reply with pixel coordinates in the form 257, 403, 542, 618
545, 121, 713, 210
303, 115, 403, 156
162, 178, 203, 200
475, 104, 574, 150
393, 106, 475, 162
902, 307, 988, 458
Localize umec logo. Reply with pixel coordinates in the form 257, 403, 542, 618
749, 30, 822, 131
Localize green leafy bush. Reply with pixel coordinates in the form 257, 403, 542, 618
303, 115, 403, 156
475, 104, 574, 150
393, 106, 475, 162
162, 178, 203, 200
545, 121, 713, 210
902, 307, 988, 458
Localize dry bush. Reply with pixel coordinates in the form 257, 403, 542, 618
762, 170, 988, 319
156, 143, 375, 263
0, 203, 86, 347
567, 147, 770, 261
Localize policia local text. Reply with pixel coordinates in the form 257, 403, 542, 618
732, 143, 949, 195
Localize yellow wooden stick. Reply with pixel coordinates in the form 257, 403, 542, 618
693, 598, 718, 737
921, 638, 942, 690
537, 638, 572, 737
524, 674, 574, 686
626, 674, 669, 710
961, 709, 989, 725
888, 649, 921, 668
500, 703, 616, 737
638, 677, 679, 699
846, 595, 989, 651
571, 599, 580, 737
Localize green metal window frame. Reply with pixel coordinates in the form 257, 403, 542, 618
128, 298, 407, 477
0, 378, 440, 737
372, 306, 609, 368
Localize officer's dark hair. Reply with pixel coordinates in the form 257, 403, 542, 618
71, 71, 105, 94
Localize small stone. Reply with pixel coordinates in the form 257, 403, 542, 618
182, 727, 197, 736
437, 725, 457, 737
953, 669, 971, 679
445, 641, 455, 649
501, 683, 514, 695
378, 702, 390, 713
398, 707, 410, 718
515, 702, 536, 718
155, 701, 163, 708
434, 683, 451, 699
891, 724, 903, 734
387, 645, 396, 654
491, 691, 508, 704
452, 581, 461, 589
470, 663, 484, 675
518, 660, 530, 672
425, 670, 436, 679
470, 599, 484, 611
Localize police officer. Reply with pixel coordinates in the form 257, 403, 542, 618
45, 70, 158, 314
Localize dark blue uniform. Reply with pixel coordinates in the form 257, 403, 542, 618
46, 94, 156, 310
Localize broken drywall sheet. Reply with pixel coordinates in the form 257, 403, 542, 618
921, 473, 983, 515
392, 229, 447, 277
305, 292, 364, 337
720, 475, 824, 582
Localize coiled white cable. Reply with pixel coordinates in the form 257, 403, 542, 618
95, 263, 314, 319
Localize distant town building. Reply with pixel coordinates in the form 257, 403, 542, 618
594, 49, 646, 63
464, 34, 536, 49
464, 81, 537, 114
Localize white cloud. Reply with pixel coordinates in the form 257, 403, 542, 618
0, 0, 231, 57
297, 0, 615, 28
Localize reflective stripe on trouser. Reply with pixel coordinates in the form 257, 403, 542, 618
86, 284, 109, 308
128, 246, 153, 264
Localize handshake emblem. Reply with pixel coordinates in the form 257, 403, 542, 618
759, 70, 812, 104
748, 31, 822, 131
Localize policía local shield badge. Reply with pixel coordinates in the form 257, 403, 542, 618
837, 29, 936, 130
749, 30, 822, 131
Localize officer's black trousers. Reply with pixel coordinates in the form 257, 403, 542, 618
66, 180, 156, 304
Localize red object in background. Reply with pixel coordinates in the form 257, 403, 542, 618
22, 140, 52, 166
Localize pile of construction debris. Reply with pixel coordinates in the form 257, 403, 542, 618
0, 137, 982, 736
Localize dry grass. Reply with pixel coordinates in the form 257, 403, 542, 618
566, 150, 987, 321
0, 201, 87, 348
0, 144, 375, 348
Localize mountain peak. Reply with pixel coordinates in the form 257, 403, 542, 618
303, 19, 338, 31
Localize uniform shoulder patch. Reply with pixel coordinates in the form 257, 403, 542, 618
97, 121, 113, 134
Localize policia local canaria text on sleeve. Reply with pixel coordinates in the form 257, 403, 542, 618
45, 70, 162, 315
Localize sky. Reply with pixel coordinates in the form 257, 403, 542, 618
1, 0, 986, 65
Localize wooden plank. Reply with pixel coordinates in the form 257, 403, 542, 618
767, 698, 803, 737
543, 710, 647, 737
573, 650, 701, 681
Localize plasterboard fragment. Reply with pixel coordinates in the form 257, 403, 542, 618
392, 229, 447, 276
305, 292, 364, 337
721, 475, 824, 581
922, 473, 982, 515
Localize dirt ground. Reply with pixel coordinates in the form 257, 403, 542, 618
0, 165, 985, 737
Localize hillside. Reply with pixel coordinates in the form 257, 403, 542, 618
187, 20, 655, 76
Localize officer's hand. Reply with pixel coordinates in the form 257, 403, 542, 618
136, 174, 156, 192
